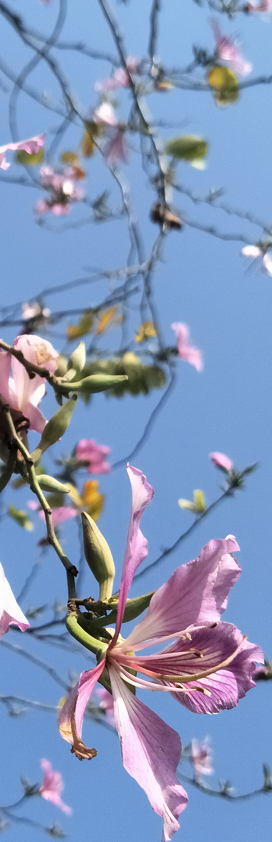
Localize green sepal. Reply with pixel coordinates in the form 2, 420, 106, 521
66, 613, 108, 660
31, 395, 77, 463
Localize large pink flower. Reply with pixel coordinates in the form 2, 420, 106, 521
0, 135, 44, 170
171, 323, 203, 371
40, 759, 71, 815
76, 439, 110, 474
0, 562, 29, 637
0, 334, 58, 433
59, 466, 262, 840
211, 20, 252, 76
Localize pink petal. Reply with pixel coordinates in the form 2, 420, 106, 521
39, 507, 78, 526
112, 465, 154, 643
0, 134, 44, 169
118, 537, 240, 652
0, 563, 29, 637
109, 665, 187, 842
0, 351, 11, 400
24, 402, 47, 433
40, 759, 72, 815
171, 323, 203, 371
262, 253, 272, 275
241, 245, 262, 259
191, 738, 213, 777
59, 662, 105, 758
94, 102, 117, 126
209, 452, 233, 472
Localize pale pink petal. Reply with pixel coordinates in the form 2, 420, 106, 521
0, 562, 29, 637
39, 507, 78, 526
104, 128, 128, 166
24, 402, 46, 433
241, 245, 262, 259
0, 351, 11, 400
95, 687, 115, 727
262, 253, 272, 275
94, 102, 117, 126
59, 662, 105, 758
40, 759, 71, 815
0, 135, 44, 169
191, 738, 213, 777
117, 537, 240, 652
171, 323, 203, 371
35, 199, 50, 214
109, 665, 187, 842
209, 452, 233, 472
112, 465, 154, 643
212, 21, 252, 76
75, 439, 111, 474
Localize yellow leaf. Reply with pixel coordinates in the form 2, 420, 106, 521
16, 148, 44, 166
61, 151, 78, 166
95, 306, 122, 336
208, 66, 239, 106
135, 322, 157, 343
67, 484, 83, 508
193, 490, 206, 513
67, 310, 94, 341
81, 122, 103, 157
82, 480, 104, 522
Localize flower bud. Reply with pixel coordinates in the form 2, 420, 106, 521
81, 512, 115, 601
67, 341, 86, 375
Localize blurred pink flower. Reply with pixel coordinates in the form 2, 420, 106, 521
242, 245, 272, 276
191, 738, 213, 780
247, 0, 272, 12
40, 759, 71, 815
0, 334, 58, 433
0, 562, 29, 638
22, 302, 50, 323
95, 57, 140, 92
95, 687, 115, 727
94, 102, 117, 127
76, 439, 111, 474
36, 165, 84, 216
59, 465, 262, 841
39, 507, 78, 527
210, 452, 233, 472
171, 323, 203, 371
94, 103, 128, 165
211, 20, 252, 76
0, 135, 44, 170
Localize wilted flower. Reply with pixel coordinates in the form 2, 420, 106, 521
210, 452, 233, 472
0, 562, 29, 638
191, 738, 213, 780
0, 135, 44, 170
211, 20, 252, 76
171, 323, 203, 371
40, 759, 71, 815
76, 439, 111, 474
36, 165, 84, 216
59, 466, 263, 841
0, 334, 58, 433
241, 245, 272, 276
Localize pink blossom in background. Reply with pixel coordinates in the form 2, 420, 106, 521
40, 760, 71, 815
210, 452, 233, 472
0, 335, 58, 433
95, 57, 140, 92
247, 0, 272, 12
76, 439, 111, 474
22, 302, 50, 322
211, 20, 252, 76
39, 507, 78, 527
94, 103, 128, 165
0, 134, 44, 170
95, 687, 115, 727
171, 323, 203, 371
94, 102, 117, 127
59, 466, 263, 841
36, 166, 84, 216
0, 562, 29, 638
191, 738, 213, 780
242, 245, 272, 276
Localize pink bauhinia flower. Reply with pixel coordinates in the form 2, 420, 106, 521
210, 452, 233, 472
0, 135, 45, 170
191, 737, 213, 780
35, 165, 84, 216
95, 687, 115, 727
40, 759, 71, 815
59, 466, 263, 841
211, 20, 252, 76
39, 507, 78, 527
76, 439, 111, 474
241, 245, 272, 276
0, 562, 29, 637
0, 334, 59, 433
95, 57, 140, 92
94, 102, 128, 165
171, 323, 203, 371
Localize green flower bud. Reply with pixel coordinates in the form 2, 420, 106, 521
31, 395, 77, 463
67, 341, 86, 375
81, 512, 115, 601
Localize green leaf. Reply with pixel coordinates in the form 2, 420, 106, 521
16, 148, 44, 166
8, 505, 33, 531
166, 135, 208, 164
80, 357, 166, 398
31, 395, 77, 463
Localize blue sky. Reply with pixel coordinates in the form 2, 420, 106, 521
0, 1, 271, 841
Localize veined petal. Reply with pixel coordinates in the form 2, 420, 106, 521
109, 664, 187, 841
117, 537, 240, 652
24, 402, 47, 433
112, 465, 154, 643
59, 661, 105, 759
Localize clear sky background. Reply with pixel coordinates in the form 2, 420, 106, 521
0, 1, 271, 841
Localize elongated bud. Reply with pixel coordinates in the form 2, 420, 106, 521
36, 474, 71, 494
31, 395, 77, 463
58, 373, 128, 394
81, 512, 115, 601
67, 341, 86, 375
